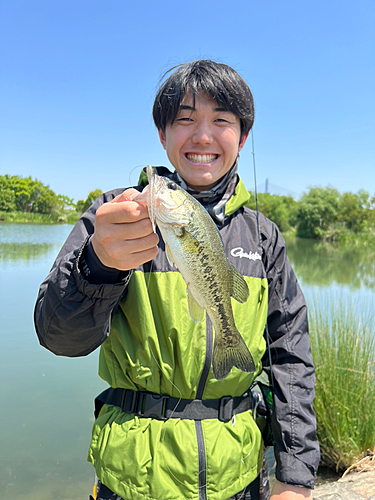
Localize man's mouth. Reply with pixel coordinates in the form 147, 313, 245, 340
185, 153, 219, 164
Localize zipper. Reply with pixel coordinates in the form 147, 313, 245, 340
194, 314, 213, 500
195, 420, 207, 500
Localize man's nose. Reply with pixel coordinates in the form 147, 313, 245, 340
192, 122, 213, 145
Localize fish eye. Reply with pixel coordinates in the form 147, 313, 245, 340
167, 182, 177, 190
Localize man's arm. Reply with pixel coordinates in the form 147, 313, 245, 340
271, 480, 312, 499
34, 188, 158, 357
260, 216, 320, 491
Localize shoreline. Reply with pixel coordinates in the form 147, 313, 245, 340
313, 470, 375, 499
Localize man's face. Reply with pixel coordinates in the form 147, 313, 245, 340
158, 93, 248, 191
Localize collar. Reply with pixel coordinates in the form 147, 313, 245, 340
172, 159, 238, 223
138, 158, 246, 224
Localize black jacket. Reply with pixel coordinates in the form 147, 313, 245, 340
34, 171, 320, 490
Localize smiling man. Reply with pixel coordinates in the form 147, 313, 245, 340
157, 93, 248, 191
35, 60, 320, 500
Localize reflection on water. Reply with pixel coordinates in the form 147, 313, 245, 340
0, 242, 61, 265
285, 235, 375, 291
1, 225, 374, 499
0, 223, 74, 266
0, 223, 73, 244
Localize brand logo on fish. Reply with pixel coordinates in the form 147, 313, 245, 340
230, 247, 261, 261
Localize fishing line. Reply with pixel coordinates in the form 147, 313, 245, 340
128, 164, 146, 187
251, 129, 262, 247
251, 129, 275, 401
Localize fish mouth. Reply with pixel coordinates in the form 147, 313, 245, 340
153, 172, 188, 211
185, 153, 219, 164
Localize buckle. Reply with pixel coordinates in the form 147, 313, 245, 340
219, 396, 234, 422
136, 393, 168, 420
121, 390, 138, 414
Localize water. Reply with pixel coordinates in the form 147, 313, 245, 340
0, 224, 107, 500
0, 224, 374, 499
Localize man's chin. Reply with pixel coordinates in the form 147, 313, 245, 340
184, 178, 218, 192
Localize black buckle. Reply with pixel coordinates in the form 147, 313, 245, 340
121, 390, 138, 414
136, 393, 168, 420
219, 396, 234, 422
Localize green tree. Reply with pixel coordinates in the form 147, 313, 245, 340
0, 176, 16, 211
58, 195, 76, 209
296, 187, 340, 239
338, 190, 371, 233
0, 175, 70, 215
76, 189, 103, 213
246, 192, 298, 232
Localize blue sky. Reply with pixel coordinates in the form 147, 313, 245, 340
1, 0, 374, 202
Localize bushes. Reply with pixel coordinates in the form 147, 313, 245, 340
296, 187, 375, 240
246, 193, 298, 232
0, 175, 102, 224
308, 292, 375, 472
248, 187, 375, 241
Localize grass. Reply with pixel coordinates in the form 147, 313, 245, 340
334, 228, 375, 246
0, 210, 80, 225
308, 292, 375, 472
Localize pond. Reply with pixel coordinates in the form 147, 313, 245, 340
0, 223, 374, 499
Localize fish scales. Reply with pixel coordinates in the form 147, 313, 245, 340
137, 166, 256, 380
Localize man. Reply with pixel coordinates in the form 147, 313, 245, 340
35, 60, 319, 500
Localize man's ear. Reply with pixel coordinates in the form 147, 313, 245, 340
158, 129, 167, 150
239, 132, 249, 152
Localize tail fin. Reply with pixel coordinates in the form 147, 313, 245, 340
212, 332, 256, 380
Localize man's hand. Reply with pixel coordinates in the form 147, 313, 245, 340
91, 188, 159, 271
270, 480, 312, 500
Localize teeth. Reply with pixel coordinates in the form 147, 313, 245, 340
186, 153, 218, 164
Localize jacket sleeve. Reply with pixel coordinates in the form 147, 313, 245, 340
34, 189, 132, 357
260, 218, 320, 489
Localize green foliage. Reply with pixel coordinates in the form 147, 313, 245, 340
309, 292, 375, 472
0, 175, 103, 224
296, 187, 341, 238
247, 186, 375, 241
0, 176, 16, 212
246, 193, 298, 232
338, 190, 371, 233
76, 189, 103, 213
0, 175, 64, 214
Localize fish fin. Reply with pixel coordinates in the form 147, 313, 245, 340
230, 266, 249, 303
178, 229, 202, 254
187, 289, 205, 323
165, 243, 176, 267
212, 331, 256, 380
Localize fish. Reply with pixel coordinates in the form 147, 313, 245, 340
136, 166, 256, 380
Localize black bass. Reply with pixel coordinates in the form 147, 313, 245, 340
137, 166, 255, 380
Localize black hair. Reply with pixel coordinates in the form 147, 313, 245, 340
152, 60, 254, 139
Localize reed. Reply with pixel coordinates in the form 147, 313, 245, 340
0, 210, 79, 225
308, 292, 375, 472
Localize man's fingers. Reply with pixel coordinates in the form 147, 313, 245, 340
121, 231, 159, 254
92, 187, 158, 270
111, 188, 143, 203
96, 198, 150, 225
97, 216, 155, 242
116, 246, 159, 271
92, 232, 159, 271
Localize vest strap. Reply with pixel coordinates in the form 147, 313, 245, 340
94, 387, 254, 422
